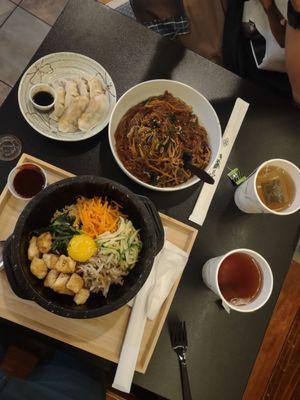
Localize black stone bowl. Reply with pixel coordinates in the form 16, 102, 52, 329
3, 176, 164, 318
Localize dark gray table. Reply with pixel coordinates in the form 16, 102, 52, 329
0, 1, 299, 399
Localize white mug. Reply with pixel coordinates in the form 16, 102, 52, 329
202, 248, 273, 313
234, 159, 300, 215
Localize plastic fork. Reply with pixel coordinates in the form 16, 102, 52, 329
183, 152, 215, 185
170, 321, 192, 400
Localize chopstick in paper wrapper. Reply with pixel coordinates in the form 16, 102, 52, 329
112, 273, 153, 393
112, 241, 189, 393
189, 98, 249, 226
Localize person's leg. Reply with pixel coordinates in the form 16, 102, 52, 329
131, 0, 228, 64
0, 330, 5, 361
131, 0, 189, 39
0, 330, 105, 400
131, 0, 184, 23
28, 349, 106, 400
179, 0, 228, 65
0, 330, 9, 395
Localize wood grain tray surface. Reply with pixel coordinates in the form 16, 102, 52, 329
0, 154, 198, 373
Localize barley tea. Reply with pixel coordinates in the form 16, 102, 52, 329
218, 253, 262, 306
256, 165, 295, 212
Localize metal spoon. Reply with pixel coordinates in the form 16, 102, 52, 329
183, 152, 215, 185
0, 240, 5, 271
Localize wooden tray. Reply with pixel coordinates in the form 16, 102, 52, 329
0, 154, 198, 373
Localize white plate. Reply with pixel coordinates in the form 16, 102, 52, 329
18, 52, 116, 142
109, 79, 222, 192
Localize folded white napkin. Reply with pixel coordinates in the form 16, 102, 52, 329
146, 241, 188, 320
112, 240, 189, 393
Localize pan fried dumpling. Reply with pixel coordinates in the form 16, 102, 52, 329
78, 77, 109, 132
76, 77, 89, 98
88, 76, 103, 97
58, 79, 89, 133
50, 80, 65, 121
78, 94, 109, 131
58, 97, 88, 133
64, 79, 79, 108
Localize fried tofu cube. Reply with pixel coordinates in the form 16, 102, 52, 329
30, 257, 48, 279
66, 273, 84, 294
52, 273, 73, 295
37, 232, 52, 254
56, 255, 76, 274
44, 269, 59, 289
28, 236, 40, 260
74, 288, 90, 305
43, 253, 59, 269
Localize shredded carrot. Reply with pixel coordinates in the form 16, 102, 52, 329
74, 196, 125, 238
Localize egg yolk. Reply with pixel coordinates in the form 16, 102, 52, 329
67, 234, 97, 262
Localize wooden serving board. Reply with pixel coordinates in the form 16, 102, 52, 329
0, 154, 198, 373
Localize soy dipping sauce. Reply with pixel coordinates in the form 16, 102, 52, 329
13, 164, 46, 198
33, 91, 54, 107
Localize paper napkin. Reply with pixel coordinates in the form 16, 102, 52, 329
112, 240, 189, 393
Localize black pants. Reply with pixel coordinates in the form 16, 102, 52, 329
0, 331, 105, 400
